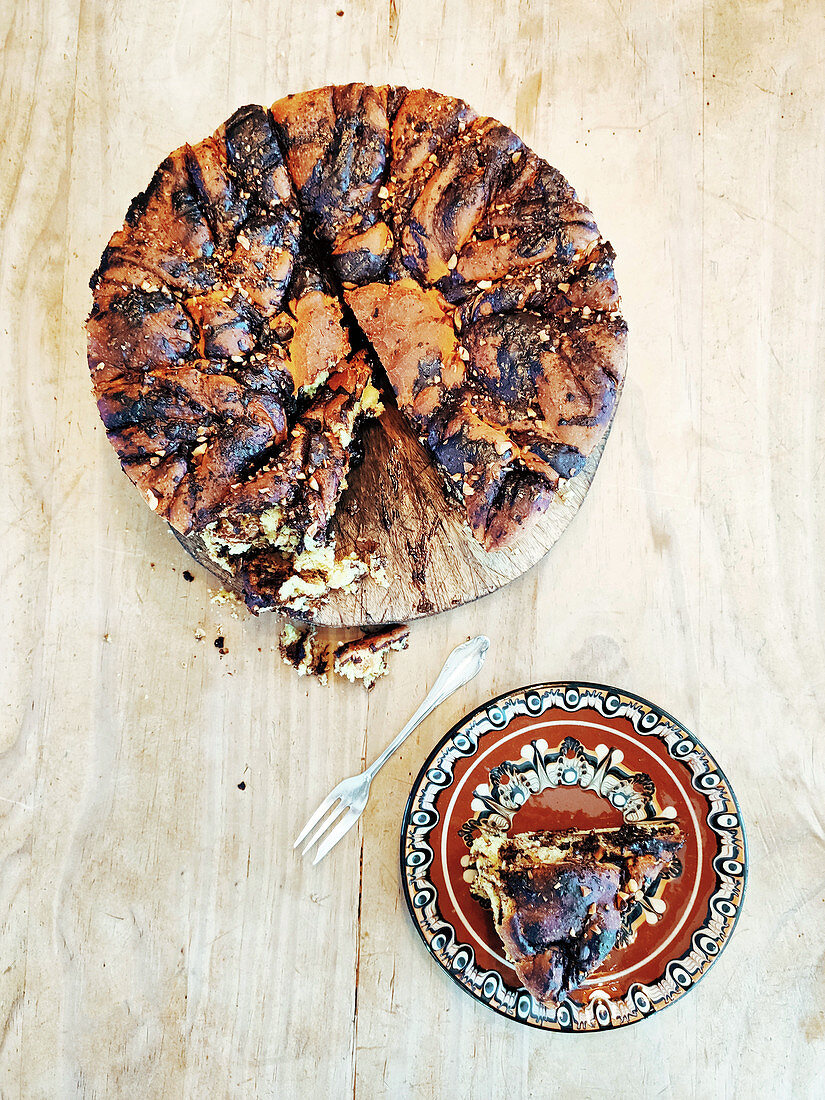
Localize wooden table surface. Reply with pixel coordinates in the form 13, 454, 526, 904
2, 1, 824, 1096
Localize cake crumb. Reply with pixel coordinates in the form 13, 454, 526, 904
210, 587, 242, 608
278, 621, 410, 688
279, 622, 330, 681
333, 624, 410, 689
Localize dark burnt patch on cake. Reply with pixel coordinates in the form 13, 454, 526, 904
462, 311, 547, 405
224, 103, 297, 214
481, 471, 555, 550
98, 149, 220, 295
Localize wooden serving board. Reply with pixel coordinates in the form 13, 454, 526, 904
177, 400, 613, 628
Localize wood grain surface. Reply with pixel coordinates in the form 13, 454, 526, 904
2, 1, 824, 1097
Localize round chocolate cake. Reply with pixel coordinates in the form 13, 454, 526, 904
88, 84, 626, 615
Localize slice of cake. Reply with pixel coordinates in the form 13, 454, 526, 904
469, 823, 683, 1005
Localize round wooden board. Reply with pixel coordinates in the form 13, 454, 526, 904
175, 401, 613, 628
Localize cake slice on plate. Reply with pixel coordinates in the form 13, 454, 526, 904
469, 823, 683, 1005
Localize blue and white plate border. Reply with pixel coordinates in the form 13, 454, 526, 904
399, 681, 748, 1032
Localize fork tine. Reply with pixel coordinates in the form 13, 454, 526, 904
293, 792, 340, 849
312, 808, 360, 865
301, 799, 347, 855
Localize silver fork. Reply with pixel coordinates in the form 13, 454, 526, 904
294, 634, 490, 864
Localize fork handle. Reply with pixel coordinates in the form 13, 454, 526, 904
363, 635, 490, 782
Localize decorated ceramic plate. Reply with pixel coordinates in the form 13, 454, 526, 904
400, 682, 747, 1031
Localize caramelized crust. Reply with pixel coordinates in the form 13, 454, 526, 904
88, 85, 626, 607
